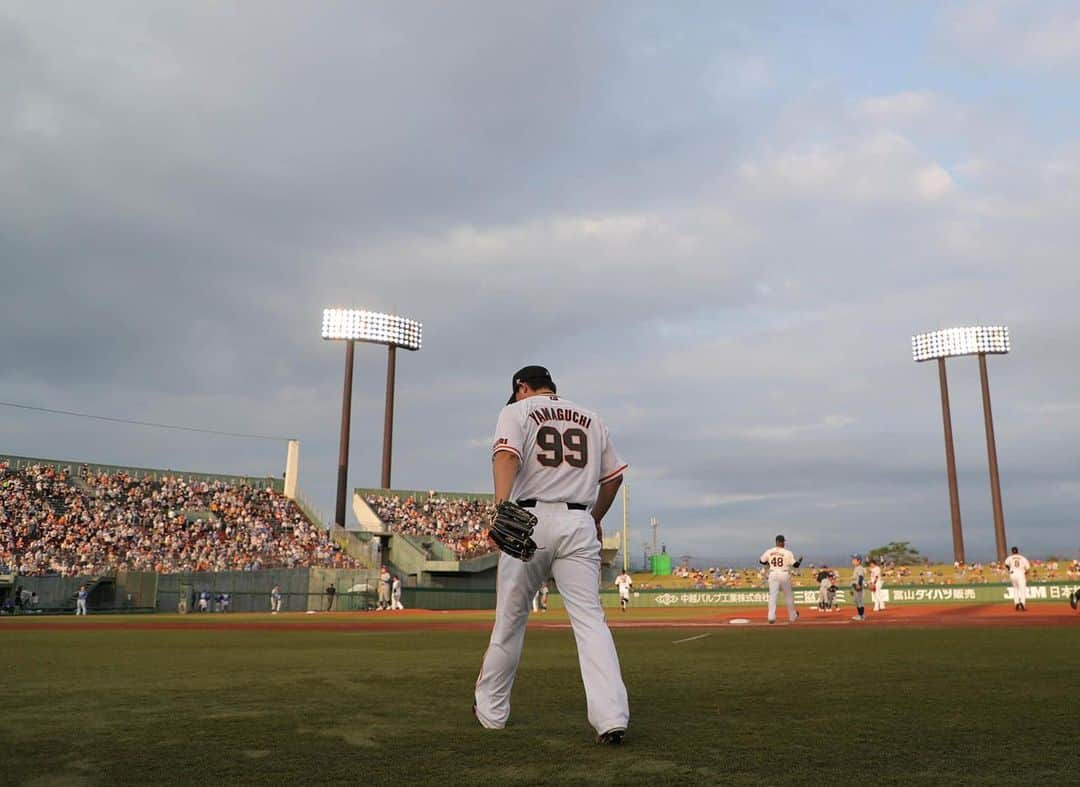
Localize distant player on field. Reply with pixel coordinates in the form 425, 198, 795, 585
270, 584, 282, 614
378, 566, 392, 610
1004, 547, 1030, 612
759, 534, 801, 624
391, 575, 404, 610
869, 557, 886, 613
615, 569, 633, 612
816, 569, 832, 612
850, 555, 866, 621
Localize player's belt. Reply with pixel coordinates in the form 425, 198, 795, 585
517, 499, 588, 511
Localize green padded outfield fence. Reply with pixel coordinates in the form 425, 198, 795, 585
601, 581, 1080, 609
392, 581, 1080, 611
6, 571, 1076, 614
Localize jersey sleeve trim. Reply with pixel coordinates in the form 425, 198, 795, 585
492, 444, 522, 460
598, 464, 629, 484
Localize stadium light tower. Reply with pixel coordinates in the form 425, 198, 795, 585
912, 326, 1011, 563
322, 308, 423, 527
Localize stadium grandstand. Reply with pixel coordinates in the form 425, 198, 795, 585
0, 454, 362, 577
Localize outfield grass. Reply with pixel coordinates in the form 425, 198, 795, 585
3, 618, 1077, 786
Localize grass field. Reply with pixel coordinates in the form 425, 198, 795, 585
4, 611, 1078, 786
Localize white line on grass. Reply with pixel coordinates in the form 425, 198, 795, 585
672, 633, 711, 644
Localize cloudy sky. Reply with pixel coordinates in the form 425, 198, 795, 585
4, 1, 1080, 565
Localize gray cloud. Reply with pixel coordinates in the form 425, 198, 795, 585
3, 3, 1079, 565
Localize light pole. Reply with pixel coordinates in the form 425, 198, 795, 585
912, 326, 1011, 562
322, 308, 423, 528
621, 483, 629, 573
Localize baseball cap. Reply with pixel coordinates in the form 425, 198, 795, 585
851, 553, 862, 561
775, 534, 785, 544
507, 365, 555, 405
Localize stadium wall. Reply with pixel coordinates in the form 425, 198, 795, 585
13, 574, 1075, 613
613, 582, 1080, 609
155, 568, 382, 612
384, 580, 1080, 611
12, 568, 381, 613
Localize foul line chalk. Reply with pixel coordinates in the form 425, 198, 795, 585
672, 633, 711, 644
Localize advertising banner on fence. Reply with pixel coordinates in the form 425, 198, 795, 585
610, 582, 1080, 609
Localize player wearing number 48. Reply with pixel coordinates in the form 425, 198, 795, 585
759, 535, 802, 624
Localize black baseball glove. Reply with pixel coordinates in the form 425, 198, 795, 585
489, 501, 539, 561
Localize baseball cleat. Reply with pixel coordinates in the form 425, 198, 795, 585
597, 728, 626, 745
767, 619, 775, 624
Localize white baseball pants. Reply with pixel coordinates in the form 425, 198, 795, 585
767, 573, 796, 622
76, 599, 87, 616
1010, 574, 1027, 606
475, 502, 629, 735
872, 585, 886, 611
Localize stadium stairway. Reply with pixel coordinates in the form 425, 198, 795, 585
330, 526, 377, 569
45, 493, 69, 518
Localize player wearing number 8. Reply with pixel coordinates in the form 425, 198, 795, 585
759, 535, 802, 624
476, 365, 630, 744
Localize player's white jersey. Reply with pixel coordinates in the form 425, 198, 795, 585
492, 395, 627, 505
1005, 554, 1030, 574
760, 547, 796, 575
870, 566, 882, 585
615, 573, 633, 596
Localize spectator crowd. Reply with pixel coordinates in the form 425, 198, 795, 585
0, 461, 358, 576
365, 491, 496, 560
651, 556, 1080, 590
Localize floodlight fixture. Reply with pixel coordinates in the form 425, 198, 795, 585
322, 308, 423, 351
912, 324, 1011, 562
912, 325, 1010, 362
322, 307, 424, 530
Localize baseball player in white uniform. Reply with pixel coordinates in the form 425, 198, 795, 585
391, 575, 404, 610
850, 554, 866, 621
475, 365, 630, 744
759, 535, 802, 624
615, 570, 633, 612
1005, 546, 1030, 612
869, 558, 885, 612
